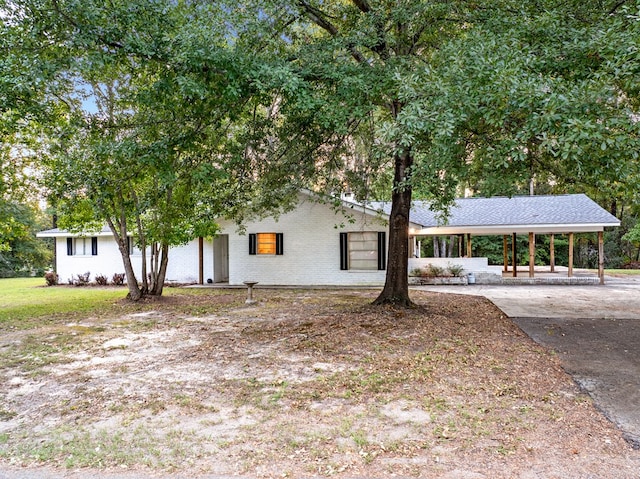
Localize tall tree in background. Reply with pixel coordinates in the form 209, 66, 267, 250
1, 0, 68, 264
415, 1, 640, 204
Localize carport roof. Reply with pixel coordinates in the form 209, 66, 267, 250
370, 194, 620, 235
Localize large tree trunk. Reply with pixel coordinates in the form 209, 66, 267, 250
106, 217, 142, 301
149, 243, 169, 296
373, 147, 413, 307
120, 242, 143, 301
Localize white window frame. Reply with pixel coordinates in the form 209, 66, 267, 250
73, 238, 90, 256
348, 232, 380, 271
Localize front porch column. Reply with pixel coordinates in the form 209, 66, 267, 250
503, 235, 509, 272
598, 231, 605, 285
568, 232, 574, 277
550, 234, 555, 273
512, 233, 517, 278
198, 237, 204, 285
528, 232, 535, 278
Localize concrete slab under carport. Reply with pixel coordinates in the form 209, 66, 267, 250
413, 274, 640, 447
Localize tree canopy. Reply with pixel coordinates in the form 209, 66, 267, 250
3, 0, 640, 301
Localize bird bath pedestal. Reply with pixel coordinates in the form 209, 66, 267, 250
243, 281, 258, 304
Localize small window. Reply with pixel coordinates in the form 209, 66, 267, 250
67, 237, 98, 256
249, 233, 283, 255
257, 233, 276, 254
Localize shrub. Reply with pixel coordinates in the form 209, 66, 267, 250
409, 267, 423, 277
44, 271, 58, 286
424, 264, 446, 277
447, 263, 465, 277
75, 272, 91, 286
95, 274, 108, 286
112, 273, 125, 286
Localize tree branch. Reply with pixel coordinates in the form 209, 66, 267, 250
296, 0, 368, 64
608, 0, 630, 15
297, 0, 339, 35
350, 0, 371, 13
51, 0, 126, 51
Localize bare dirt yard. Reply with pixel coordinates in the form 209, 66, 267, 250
1, 288, 639, 478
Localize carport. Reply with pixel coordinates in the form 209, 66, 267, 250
404, 194, 620, 284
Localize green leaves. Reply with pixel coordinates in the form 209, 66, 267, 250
0, 199, 52, 276
409, 1, 640, 201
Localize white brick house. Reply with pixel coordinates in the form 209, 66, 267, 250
38, 192, 620, 286
38, 192, 399, 286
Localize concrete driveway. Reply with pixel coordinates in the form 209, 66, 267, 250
415, 274, 640, 447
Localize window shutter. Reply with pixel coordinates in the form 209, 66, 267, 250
275, 233, 284, 255
339, 233, 348, 270
249, 234, 257, 255
377, 231, 386, 270
91, 237, 98, 256
67, 238, 73, 256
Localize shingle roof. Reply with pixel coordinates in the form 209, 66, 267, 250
369, 194, 620, 234
36, 225, 113, 237
38, 194, 620, 238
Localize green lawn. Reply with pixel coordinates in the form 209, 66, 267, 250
590, 268, 640, 277
0, 277, 127, 329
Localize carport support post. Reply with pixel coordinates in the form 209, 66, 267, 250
198, 237, 204, 285
568, 233, 574, 277
528, 232, 535, 278
512, 233, 517, 277
503, 235, 509, 272
550, 234, 555, 273
466, 234, 472, 257
598, 231, 605, 285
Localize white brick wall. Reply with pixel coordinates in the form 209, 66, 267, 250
219, 196, 389, 286
55, 236, 126, 284
163, 238, 214, 283
52, 195, 390, 286
54, 236, 214, 285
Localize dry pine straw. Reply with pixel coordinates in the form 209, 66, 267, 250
1, 289, 638, 478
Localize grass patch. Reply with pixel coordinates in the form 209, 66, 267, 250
4, 425, 202, 470
0, 334, 76, 374
601, 269, 640, 276
0, 278, 126, 330
0, 278, 246, 331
